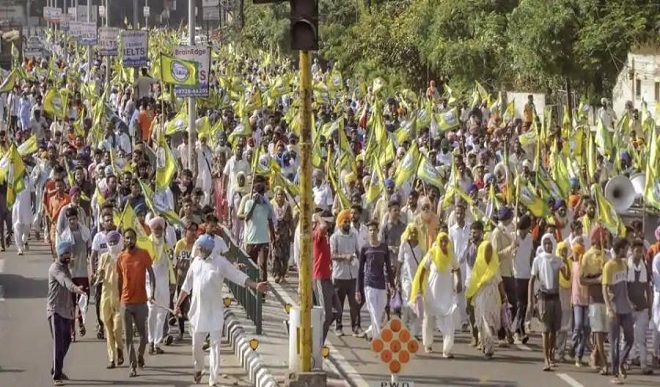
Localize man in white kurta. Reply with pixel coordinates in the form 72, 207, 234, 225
13, 175, 32, 255
146, 217, 175, 354
175, 234, 268, 386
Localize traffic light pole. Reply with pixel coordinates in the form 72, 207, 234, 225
298, 49, 313, 373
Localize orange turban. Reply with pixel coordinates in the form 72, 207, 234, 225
336, 209, 352, 227
571, 244, 585, 257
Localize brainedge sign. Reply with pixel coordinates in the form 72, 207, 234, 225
173, 45, 210, 97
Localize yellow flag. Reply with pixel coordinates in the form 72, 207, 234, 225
393, 143, 420, 187
43, 88, 68, 119
155, 136, 176, 192
591, 184, 625, 236
165, 106, 188, 135
0, 144, 25, 206
18, 135, 38, 156
160, 54, 199, 86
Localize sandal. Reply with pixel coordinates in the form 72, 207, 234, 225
599, 367, 609, 376
618, 365, 627, 379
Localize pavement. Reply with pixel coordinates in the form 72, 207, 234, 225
3, 240, 659, 387
0, 241, 251, 387
271, 271, 660, 387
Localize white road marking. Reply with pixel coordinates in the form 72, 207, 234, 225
556, 373, 585, 387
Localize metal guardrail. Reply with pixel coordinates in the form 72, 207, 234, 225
219, 226, 263, 334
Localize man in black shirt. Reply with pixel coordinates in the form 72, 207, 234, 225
356, 220, 394, 340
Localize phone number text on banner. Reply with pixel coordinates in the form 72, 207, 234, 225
121, 30, 149, 67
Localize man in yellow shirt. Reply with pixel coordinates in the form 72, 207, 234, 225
580, 226, 609, 374
173, 220, 199, 341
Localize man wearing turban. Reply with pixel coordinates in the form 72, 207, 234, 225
146, 216, 175, 356
175, 234, 269, 385
330, 209, 361, 336
48, 240, 86, 386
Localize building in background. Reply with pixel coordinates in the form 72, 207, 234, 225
612, 45, 660, 126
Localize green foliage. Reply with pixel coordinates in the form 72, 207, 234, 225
236, 0, 659, 98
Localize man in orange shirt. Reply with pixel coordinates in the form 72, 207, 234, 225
43, 165, 67, 242
48, 179, 71, 251
137, 101, 154, 144
117, 228, 155, 378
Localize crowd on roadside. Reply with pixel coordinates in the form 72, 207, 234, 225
0, 27, 659, 386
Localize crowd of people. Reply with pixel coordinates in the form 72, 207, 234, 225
0, 28, 659, 386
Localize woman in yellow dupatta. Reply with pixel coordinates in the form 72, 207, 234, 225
409, 232, 461, 356
465, 241, 506, 358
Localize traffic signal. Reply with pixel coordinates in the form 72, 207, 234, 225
290, 0, 318, 50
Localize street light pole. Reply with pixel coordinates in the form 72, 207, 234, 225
188, 0, 196, 176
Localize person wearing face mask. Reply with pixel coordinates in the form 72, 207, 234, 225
47, 240, 87, 386
95, 231, 125, 369
146, 216, 175, 356
174, 234, 269, 385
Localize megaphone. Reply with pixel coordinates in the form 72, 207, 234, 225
630, 173, 646, 198
605, 175, 635, 213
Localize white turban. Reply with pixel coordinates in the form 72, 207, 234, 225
147, 216, 165, 230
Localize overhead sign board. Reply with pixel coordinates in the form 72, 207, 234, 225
24, 37, 44, 59
121, 30, 148, 67
202, 7, 220, 21
173, 45, 210, 97
79, 22, 97, 46
99, 27, 120, 56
